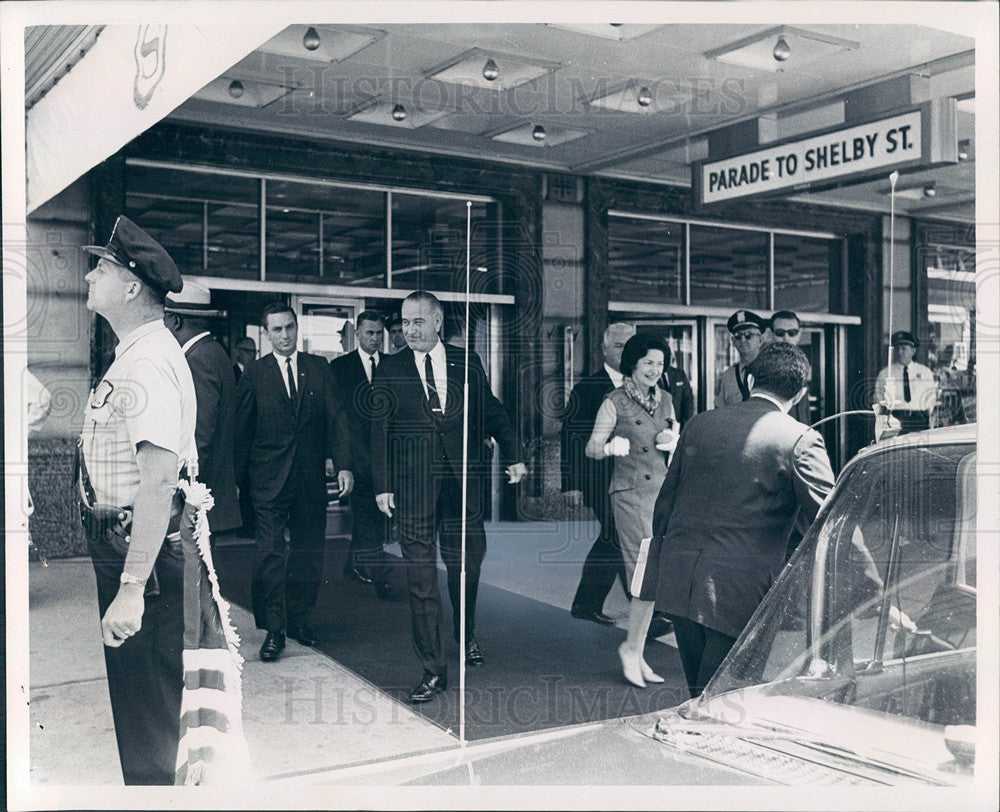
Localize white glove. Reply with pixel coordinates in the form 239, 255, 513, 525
604, 436, 630, 457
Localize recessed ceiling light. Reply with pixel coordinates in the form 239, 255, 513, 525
586, 81, 699, 114
491, 122, 589, 148
705, 26, 858, 73
194, 76, 294, 108
257, 25, 382, 63
426, 48, 560, 92
546, 23, 662, 41
347, 99, 452, 129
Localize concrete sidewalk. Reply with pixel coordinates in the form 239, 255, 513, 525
26, 520, 666, 785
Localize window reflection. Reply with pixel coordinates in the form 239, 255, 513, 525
773, 233, 838, 312
392, 195, 499, 294
607, 217, 684, 303
689, 225, 768, 309
266, 180, 386, 285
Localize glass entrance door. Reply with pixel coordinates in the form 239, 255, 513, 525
292, 296, 365, 362
633, 319, 698, 419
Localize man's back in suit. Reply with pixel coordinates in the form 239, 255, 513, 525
653, 395, 835, 638
185, 334, 240, 532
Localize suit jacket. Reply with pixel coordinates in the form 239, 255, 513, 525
233, 363, 244, 383
559, 368, 615, 510
662, 365, 694, 428
652, 396, 835, 638
370, 344, 519, 515
329, 349, 377, 492
715, 363, 750, 408
185, 334, 241, 532
234, 352, 351, 504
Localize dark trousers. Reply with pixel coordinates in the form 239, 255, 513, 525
251, 474, 327, 633
343, 478, 390, 585
398, 474, 487, 677
891, 409, 931, 435
572, 494, 628, 612
668, 615, 737, 699
88, 533, 184, 785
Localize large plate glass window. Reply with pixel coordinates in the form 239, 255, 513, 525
266, 180, 386, 285
773, 233, 840, 313
391, 195, 501, 294
689, 225, 768, 309
607, 217, 685, 303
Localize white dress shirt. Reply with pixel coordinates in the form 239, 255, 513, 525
604, 363, 624, 389
274, 351, 299, 399
180, 331, 211, 354
358, 347, 380, 383
413, 341, 448, 413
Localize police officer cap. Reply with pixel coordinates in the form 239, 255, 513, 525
890, 330, 919, 348
727, 309, 766, 335
82, 215, 182, 295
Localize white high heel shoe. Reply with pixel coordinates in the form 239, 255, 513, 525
641, 659, 664, 684
618, 642, 645, 688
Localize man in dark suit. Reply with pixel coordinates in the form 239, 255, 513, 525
652, 342, 835, 697
329, 310, 394, 598
235, 302, 354, 663
371, 291, 527, 702
561, 322, 634, 626
769, 310, 812, 426
661, 345, 695, 430
163, 282, 241, 534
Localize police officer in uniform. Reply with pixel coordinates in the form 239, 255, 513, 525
874, 330, 937, 434
715, 310, 767, 408
79, 216, 197, 785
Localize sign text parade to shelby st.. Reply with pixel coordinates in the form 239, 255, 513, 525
696, 110, 924, 205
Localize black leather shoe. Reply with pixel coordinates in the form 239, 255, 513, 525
571, 606, 616, 626
344, 567, 374, 584
465, 637, 485, 667
259, 631, 285, 662
288, 625, 318, 646
409, 672, 448, 703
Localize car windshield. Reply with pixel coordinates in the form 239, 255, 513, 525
690, 441, 977, 754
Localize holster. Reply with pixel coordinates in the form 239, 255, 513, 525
78, 490, 185, 599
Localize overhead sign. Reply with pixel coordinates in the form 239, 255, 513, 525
27, 23, 285, 213
694, 106, 954, 205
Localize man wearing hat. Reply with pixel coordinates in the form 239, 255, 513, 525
715, 309, 767, 408
874, 331, 937, 434
79, 215, 197, 784
163, 282, 241, 535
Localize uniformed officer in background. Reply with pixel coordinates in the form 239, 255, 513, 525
715, 310, 768, 408
79, 215, 197, 785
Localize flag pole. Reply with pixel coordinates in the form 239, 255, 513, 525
887, 171, 898, 378
459, 201, 472, 747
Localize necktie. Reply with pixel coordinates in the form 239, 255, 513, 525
424, 354, 442, 414
902, 364, 911, 402
369, 355, 377, 383
738, 365, 751, 401
286, 357, 297, 401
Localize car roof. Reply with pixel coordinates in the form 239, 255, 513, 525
849, 423, 977, 466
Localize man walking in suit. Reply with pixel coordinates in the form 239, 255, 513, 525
330, 310, 394, 598
652, 342, 835, 697
235, 302, 354, 662
562, 322, 634, 626
715, 309, 767, 408
371, 291, 527, 702
163, 282, 241, 535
